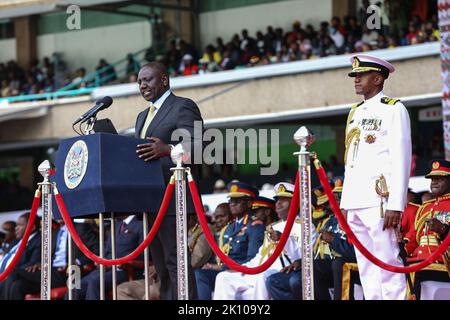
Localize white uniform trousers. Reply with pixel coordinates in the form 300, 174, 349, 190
213, 269, 278, 300
347, 207, 406, 300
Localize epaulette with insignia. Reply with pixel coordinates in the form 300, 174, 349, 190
350, 101, 364, 109
381, 97, 400, 105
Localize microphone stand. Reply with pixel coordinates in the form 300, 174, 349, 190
82, 116, 97, 135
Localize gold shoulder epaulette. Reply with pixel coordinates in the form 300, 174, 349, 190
439, 193, 450, 201
381, 97, 400, 105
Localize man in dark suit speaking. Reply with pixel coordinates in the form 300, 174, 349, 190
135, 62, 203, 299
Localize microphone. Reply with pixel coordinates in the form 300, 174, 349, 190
72, 96, 113, 126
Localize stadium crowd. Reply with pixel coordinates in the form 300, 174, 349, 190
0, 0, 439, 98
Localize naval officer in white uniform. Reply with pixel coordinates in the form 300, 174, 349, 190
340, 55, 411, 300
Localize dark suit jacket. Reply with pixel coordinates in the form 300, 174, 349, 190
51, 222, 100, 267
17, 232, 41, 269
135, 92, 204, 214
104, 217, 143, 260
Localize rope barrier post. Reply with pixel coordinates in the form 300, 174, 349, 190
170, 144, 189, 300
143, 212, 150, 300
111, 212, 117, 300
68, 232, 74, 300
293, 126, 315, 300
38, 160, 54, 300
99, 212, 105, 300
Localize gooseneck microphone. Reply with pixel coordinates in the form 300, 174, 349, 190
72, 96, 113, 126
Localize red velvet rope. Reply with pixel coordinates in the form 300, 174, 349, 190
189, 171, 300, 275
315, 162, 450, 273
0, 189, 41, 281
54, 181, 174, 266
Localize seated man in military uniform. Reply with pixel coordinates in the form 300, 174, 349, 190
265, 186, 319, 300
314, 177, 360, 300
213, 195, 280, 300
402, 159, 450, 299
195, 182, 265, 300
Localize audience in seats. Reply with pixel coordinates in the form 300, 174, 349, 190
213, 183, 309, 300
195, 182, 265, 300
0, 212, 41, 299
1, 219, 99, 300
73, 215, 143, 300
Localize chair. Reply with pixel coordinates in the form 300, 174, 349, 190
341, 262, 364, 300
410, 262, 450, 300
24, 260, 144, 300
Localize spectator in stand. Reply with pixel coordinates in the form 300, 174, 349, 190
1, 80, 11, 97
361, 25, 379, 45
216, 37, 226, 55
330, 17, 346, 54
398, 29, 409, 46
264, 26, 276, 50
72, 68, 87, 88
387, 36, 399, 48
305, 24, 319, 48
319, 35, 337, 57
361, 42, 373, 52
287, 42, 301, 61
378, 1, 391, 36
272, 28, 284, 54
200, 45, 221, 72
357, 0, 371, 27
179, 54, 199, 76
345, 16, 362, 39
165, 40, 182, 77
344, 34, 357, 53
96, 58, 117, 85
228, 41, 242, 67
406, 23, 418, 44
377, 34, 388, 49
286, 21, 303, 44
126, 53, 141, 76
240, 29, 256, 52
219, 49, 235, 71
255, 31, 267, 56
198, 59, 209, 75
41, 57, 53, 80
179, 39, 198, 62
241, 44, 255, 65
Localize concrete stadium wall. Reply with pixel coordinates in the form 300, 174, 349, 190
0, 54, 440, 144
37, 21, 152, 74
0, 38, 17, 62
199, 0, 332, 48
